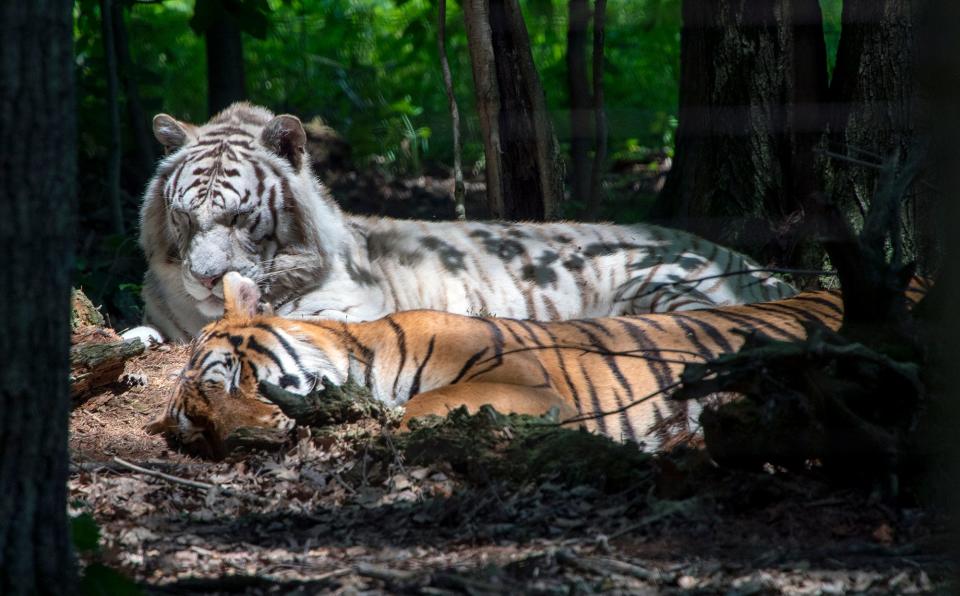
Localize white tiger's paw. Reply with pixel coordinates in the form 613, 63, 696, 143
121, 325, 165, 347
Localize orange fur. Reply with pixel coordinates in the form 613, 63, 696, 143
148, 276, 929, 455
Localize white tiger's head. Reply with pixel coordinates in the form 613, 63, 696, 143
140, 103, 346, 321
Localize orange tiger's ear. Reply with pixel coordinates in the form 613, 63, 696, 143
223, 272, 261, 319
144, 415, 176, 436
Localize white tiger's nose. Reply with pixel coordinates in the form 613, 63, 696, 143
197, 274, 222, 289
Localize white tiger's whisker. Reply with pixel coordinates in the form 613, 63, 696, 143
252, 264, 322, 281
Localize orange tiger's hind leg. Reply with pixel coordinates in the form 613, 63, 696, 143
400, 383, 578, 430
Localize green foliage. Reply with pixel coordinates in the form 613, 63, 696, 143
72, 512, 142, 595
71, 0, 691, 326
71, 512, 101, 553
76, 0, 685, 175
404, 405, 651, 493
80, 564, 141, 596
525, 0, 681, 157
821, 0, 843, 77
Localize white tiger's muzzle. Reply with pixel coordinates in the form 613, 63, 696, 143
182, 228, 261, 314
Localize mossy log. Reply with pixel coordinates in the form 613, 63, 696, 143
223, 426, 291, 453
71, 288, 105, 330
258, 379, 390, 427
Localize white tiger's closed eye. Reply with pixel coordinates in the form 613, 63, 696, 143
229, 209, 256, 227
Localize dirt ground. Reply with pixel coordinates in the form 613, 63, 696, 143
67, 343, 955, 594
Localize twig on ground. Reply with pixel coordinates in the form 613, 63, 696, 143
111, 456, 270, 504
354, 563, 418, 587
473, 345, 705, 369
331, 471, 357, 496
71, 459, 207, 475
555, 549, 673, 583
606, 497, 698, 539
559, 381, 683, 427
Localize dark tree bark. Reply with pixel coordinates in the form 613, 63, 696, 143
0, 0, 78, 593
826, 0, 932, 272
113, 0, 155, 186
463, 0, 563, 220
587, 0, 608, 220
913, 0, 960, 506
206, 14, 247, 117
652, 0, 828, 270
100, 0, 125, 235
567, 0, 592, 207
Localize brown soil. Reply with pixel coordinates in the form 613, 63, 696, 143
69, 345, 953, 594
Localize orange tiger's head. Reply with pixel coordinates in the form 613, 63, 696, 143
145, 272, 342, 458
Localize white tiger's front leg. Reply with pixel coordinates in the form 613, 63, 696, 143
120, 325, 165, 346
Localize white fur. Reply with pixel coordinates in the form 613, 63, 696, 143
138, 103, 797, 343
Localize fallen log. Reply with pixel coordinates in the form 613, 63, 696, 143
70, 337, 144, 399
69, 288, 145, 401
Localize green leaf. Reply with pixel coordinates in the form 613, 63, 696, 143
80, 564, 141, 596
70, 513, 100, 553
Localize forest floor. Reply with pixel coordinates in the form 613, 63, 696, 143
69, 343, 954, 595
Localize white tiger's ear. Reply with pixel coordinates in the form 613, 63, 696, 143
261, 114, 307, 171
222, 272, 261, 319
153, 114, 195, 153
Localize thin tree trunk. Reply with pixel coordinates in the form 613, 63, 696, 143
463, 0, 505, 217
463, 0, 563, 221
567, 0, 592, 207
100, 0, 125, 235
205, 14, 246, 117
113, 1, 154, 186
438, 0, 466, 220
652, 0, 827, 270
586, 0, 608, 221
0, 0, 77, 592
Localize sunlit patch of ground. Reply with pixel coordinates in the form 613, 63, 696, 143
69, 345, 953, 594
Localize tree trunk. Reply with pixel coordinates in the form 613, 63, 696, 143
652, 0, 828, 270
0, 0, 78, 592
567, 0, 592, 208
205, 14, 247, 117
100, 0, 125, 236
438, 0, 466, 220
463, 0, 563, 221
913, 0, 960, 503
587, 0, 608, 221
113, 1, 155, 186
826, 0, 932, 272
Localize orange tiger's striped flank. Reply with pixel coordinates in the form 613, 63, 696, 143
147, 273, 928, 457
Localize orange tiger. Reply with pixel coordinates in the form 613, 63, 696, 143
147, 273, 928, 457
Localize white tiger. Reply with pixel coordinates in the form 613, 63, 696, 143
126, 102, 794, 343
